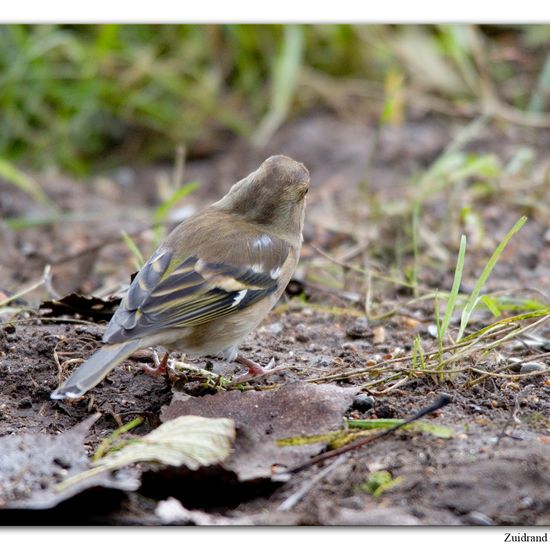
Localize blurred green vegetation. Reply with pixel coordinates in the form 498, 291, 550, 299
1, 24, 549, 174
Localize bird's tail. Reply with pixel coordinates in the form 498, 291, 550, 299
50, 340, 143, 400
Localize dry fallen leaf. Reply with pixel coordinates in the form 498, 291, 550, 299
0, 414, 138, 510
162, 383, 358, 480
56, 416, 236, 491
40, 292, 121, 322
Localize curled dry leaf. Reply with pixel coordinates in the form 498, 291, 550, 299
56, 416, 235, 491
97, 415, 236, 470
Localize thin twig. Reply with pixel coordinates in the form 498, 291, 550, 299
277, 455, 347, 512
495, 389, 526, 447
0, 265, 51, 308
283, 395, 451, 475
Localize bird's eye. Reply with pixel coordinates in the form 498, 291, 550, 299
297, 183, 309, 198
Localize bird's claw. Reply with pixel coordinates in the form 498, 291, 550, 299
232, 355, 276, 383
142, 350, 170, 376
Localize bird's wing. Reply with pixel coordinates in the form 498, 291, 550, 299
102, 222, 291, 344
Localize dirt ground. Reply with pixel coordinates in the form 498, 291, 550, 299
1, 111, 550, 525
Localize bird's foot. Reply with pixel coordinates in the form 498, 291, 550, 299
232, 354, 276, 383
142, 351, 170, 376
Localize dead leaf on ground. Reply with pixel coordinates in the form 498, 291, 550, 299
161, 382, 359, 481
56, 416, 236, 493
0, 414, 138, 510
40, 293, 121, 322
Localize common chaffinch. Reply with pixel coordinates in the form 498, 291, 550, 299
51, 155, 309, 399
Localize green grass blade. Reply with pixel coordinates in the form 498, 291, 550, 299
528, 51, 550, 113
346, 418, 453, 439
0, 158, 53, 206
413, 335, 426, 370
92, 416, 143, 462
121, 230, 145, 271
253, 25, 304, 146
410, 200, 421, 295
457, 216, 527, 341
481, 295, 502, 317
434, 290, 443, 359
358, 470, 403, 498
152, 181, 199, 226
440, 234, 467, 339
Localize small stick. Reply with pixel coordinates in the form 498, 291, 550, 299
495, 390, 526, 447
0, 265, 51, 308
283, 394, 451, 475
277, 455, 347, 512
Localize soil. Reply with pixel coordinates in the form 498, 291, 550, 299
1, 111, 549, 525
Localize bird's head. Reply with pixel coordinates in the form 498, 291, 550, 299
212, 155, 309, 241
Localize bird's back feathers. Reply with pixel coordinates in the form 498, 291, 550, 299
103, 211, 291, 344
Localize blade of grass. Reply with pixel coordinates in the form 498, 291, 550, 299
121, 230, 145, 271
412, 335, 426, 370
0, 265, 51, 308
528, 51, 550, 113
150, 180, 199, 248
410, 199, 421, 295
359, 470, 402, 498
457, 216, 527, 341
92, 416, 143, 462
346, 418, 453, 438
153, 181, 199, 226
434, 290, 443, 361
0, 158, 53, 206
481, 294, 502, 317
253, 25, 304, 146
440, 234, 467, 338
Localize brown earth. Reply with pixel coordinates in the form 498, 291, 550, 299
1, 111, 549, 525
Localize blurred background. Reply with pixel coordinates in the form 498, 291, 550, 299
1, 24, 549, 172
1, 24, 550, 313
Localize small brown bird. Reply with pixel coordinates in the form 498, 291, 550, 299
51, 155, 309, 399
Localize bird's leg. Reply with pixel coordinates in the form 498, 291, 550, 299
236, 354, 266, 376
142, 350, 170, 376
233, 354, 276, 383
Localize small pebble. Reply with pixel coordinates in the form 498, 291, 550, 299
353, 394, 375, 412
315, 356, 332, 368
464, 511, 494, 526
427, 324, 439, 338
519, 496, 534, 509
346, 317, 370, 339
113, 167, 136, 187
372, 326, 386, 344
401, 316, 420, 329
520, 362, 545, 375
267, 322, 284, 335
508, 358, 522, 373
18, 398, 33, 409
342, 342, 358, 352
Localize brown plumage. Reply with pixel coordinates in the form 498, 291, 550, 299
51, 155, 309, 399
